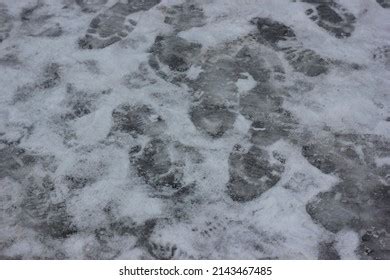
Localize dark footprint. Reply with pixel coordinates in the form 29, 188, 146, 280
227, 145, 285, 202
79, 0, 161, 49
252, 17, 329, 76
135, 138, 183, 190
0, 3, 13, 43
76, 0, 108, 13
188, 57, 243, 138
303, 1, 356, 38
306, 186, 362, 233
301, 144, 338, 174
251, 17, 296, 44
162, 1, 205, 32
111, 103, 166, 137
376, 0, 390, 8
284, 48, 329, 77
148, 35, 202, 83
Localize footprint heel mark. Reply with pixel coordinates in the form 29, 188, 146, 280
79, 0, 161, 49
302, 1, 356, 38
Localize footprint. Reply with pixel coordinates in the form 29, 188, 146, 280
304, 133, 390, 259
20, 2, 63, 38
79, 0, 161, 49
189, 103, 237, 138
284, 47, 329, 77
376, 0, 390, 8
0, 147, 41, 180
227, 145, 285, 202
148, 35, 202, 83
62, 84, 110, 121
301, 144, 338, 174
252, 17, 329, 77
307, 180, 390, 260
0, 3, 13, 44
21, 173, 77, 238
162, 0, 205, 32
302, 1, 356, 38
123, 62, 157, 89
110, 103, 167, 137
148, 35, 240, 138
135, 138, 184, 191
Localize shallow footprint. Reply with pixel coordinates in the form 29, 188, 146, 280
20, 2, 63, 38
79, 0, 161, 49
303, 1, 356, 38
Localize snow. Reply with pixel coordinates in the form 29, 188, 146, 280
0, 0, 389, 259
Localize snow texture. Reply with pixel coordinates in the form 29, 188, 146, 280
0, 0, 389, 259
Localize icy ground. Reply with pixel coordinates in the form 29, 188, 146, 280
0, 0, 389, 259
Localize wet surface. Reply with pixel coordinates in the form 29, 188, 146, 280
0, 0, 389, 259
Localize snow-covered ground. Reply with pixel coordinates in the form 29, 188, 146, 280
0, 0, 389, 259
